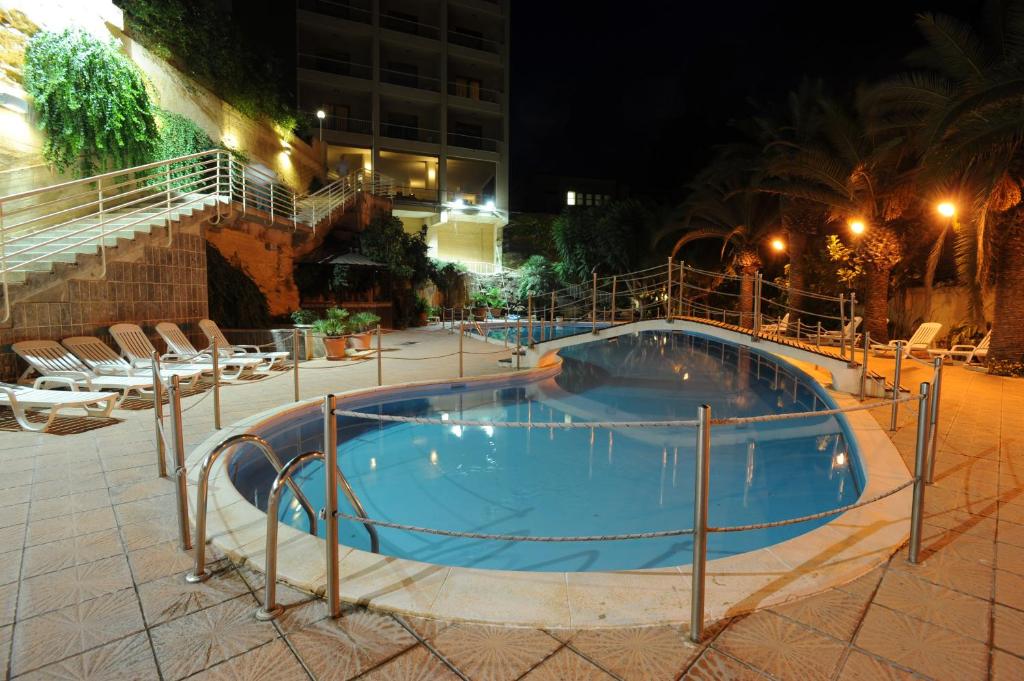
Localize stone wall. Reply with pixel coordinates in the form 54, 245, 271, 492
889, 284, 994, 341
0, 218, 208, 382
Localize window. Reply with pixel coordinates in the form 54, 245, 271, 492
567, 190, 576, 206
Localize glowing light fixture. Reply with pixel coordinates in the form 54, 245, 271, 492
441, 412, 450, 421
834, 452, 847, 467
452, 198, 466, 209
770, 238, 786, 252
937, 201, 956, 218
316, 110, 326, 120
849, 220, 866, 235
369, 457, 377, 470
485, 200, 496, 211
430, 450, 438, 465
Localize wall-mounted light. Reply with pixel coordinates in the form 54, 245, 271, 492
484, 200, 496, 212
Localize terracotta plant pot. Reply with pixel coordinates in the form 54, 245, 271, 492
473, 306, 490, 320
347, 332, 373, 350
415, 312, 428, 326
322, 336, 348, 360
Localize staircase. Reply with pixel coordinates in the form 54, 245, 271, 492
0, 150, 396, 322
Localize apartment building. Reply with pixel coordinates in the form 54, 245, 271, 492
296, 0, 509, 273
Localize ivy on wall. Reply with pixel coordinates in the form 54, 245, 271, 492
206, 244, 270, 329
151, 107, 214, 190
115, 0, 296, 131
23, 29, 158, 174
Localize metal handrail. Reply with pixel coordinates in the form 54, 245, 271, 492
186, 433, 319, 583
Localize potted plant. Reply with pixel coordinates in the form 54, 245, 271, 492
347, 311, 382, 350
470, 287, 504, 320
413, 296, 430, 326
290, 309, 318, 327
311, 308, 349, 360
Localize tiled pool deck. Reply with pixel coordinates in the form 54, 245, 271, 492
0, 327, 1021, 680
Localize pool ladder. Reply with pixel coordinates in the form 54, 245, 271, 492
185, 432, 380, 618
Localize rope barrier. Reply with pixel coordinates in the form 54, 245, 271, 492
335, 512, 695, 542
708, 479, 915, 532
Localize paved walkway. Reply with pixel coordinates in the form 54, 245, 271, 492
0, 327, 1021, 680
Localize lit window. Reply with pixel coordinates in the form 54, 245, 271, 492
567, 190, 576, 206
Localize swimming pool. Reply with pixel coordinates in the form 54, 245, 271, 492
229, 330, 862, 572
470, 320, 611, 345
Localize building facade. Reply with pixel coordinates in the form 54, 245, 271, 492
296, 0, 509, 273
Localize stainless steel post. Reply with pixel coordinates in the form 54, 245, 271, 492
211, 336, 221, 429
909, 382, 931, 564
926, 356, 944, 484
890, 341, 903, 431
376, 325, 383, 386
848, 292, 858, 364
610, 277, 617, 323
592, 271, 598, 333
515, 319, 521, 371
293, 328, 300, 402
151, 352, 167, 478
816, 321, 822, 349
751, 272, 761, 341
839, 293, 847, 359
550, 291, 556, 330
860, 331, 870, 401
323, 394, 341, 618
169, 375, 191, 551
527, 297, 534, 347
666, 257, 673, 321
678, 262, 685, 315
459, 321, 465, 377
690, 404, 712, 643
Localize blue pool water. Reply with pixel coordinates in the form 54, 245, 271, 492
472, 321, 611, 345
231, 330, 863, 572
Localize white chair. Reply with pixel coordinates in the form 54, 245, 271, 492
872, 322, 943, 357
928, 330, 990, 365
109, 323, 209, 375
198, 319, 288, 371
0, 382, 117, 432
62, 336, 205, 387
815, 316, 862, 346
760, 313, 789, 335
11, 340, 154, 404
155, 322, 263, 380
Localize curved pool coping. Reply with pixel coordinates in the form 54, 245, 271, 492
187, 328, 912, 629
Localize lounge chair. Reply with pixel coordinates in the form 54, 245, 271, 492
0, 382, 117, 432
813, 316, 862, 346
155, 322, 263, 380
760, 313, 789, 335
109, 323, 211, 375
928, 330, 990, 365
62, 336, 205, 387
197, 319, 288, 371
871, 322, 943, 358
11, 340, 154, 404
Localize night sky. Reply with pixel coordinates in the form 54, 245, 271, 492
509, 1, 981, 210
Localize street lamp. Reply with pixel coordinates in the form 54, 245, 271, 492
937, 201, 956, 218
770, 238, 786, 253
849, 219, 866, 236
316, 109, 326, 141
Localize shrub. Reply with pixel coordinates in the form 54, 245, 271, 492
517, 255, 561, 300
311, 308, 349, 337
348, 312, 381, 333
23, 29, 158, 174
290, 309, 318, 325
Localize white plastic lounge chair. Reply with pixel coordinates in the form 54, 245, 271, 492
871, 322, 943, 357
109, 323, 193, 371
62, 336, 205, 387
814, 316, 862, 346
0, 382, 116, 432
11, 340, 154, 404
928, 330, 991, 365
760, 313, 789, 334
155, 322, 263, 380
198, 319, 288, 371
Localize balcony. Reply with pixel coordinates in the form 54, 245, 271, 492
304, 111, 374, 136
448, 131, 500, 152
381, 11, 441, 40
447, 28, 501, 54
298, 0, 372, 23
447, 80, 501, 105
298, 53, 372, 80
380, 66, 442, 93
379, 122, 441, 144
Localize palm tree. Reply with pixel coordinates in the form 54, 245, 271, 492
655, 165, 779, 328
865, 1, 1024, 364
762, 98, 913, 342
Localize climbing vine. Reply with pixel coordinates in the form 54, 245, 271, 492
23, 29, 158, 175
151, 108, 214, 191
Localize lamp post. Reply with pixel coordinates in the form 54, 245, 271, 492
316, 109, 326, 141
849, 219, 866, 236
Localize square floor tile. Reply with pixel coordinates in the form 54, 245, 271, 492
360, 644, 461, 680
854, 604, 988, 681
872, 569, 990, 641
519, 647, 614, 680
994, 603, 1024, 658
770, 588, 867, 641
21, 528, 123, 578
567, 625, 700, 681
137, 566, 250, 626
996, 569, 1024, 610
185, 638, 308, 681
18, 554, 133, 618
714, 610, 845, 680
431, 623, 561, 681
287, 608, 416, 681
992, 649, 1024, 681
150, 594, 277, 681
836, 650, 917, 680
683, 648, 767, 680
16, 631, 158, 681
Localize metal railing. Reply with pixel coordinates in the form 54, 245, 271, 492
298, 52, 372, 79
448, 28, 501, 53
381, 12, 440, 39
447, 80, 502, 104
0, 150, 399, 321
380, 67, 442, 92
448, 131, 500, 152
379, 122, 441, 144
298, 0, 372, 22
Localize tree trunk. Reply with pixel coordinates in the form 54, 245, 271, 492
863, 266, 891, 343
990, 216, 1024, 364
786, 228, 808, 325
739, 269, 755, 328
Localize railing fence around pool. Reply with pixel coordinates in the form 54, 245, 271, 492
148, 257, 947, 642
